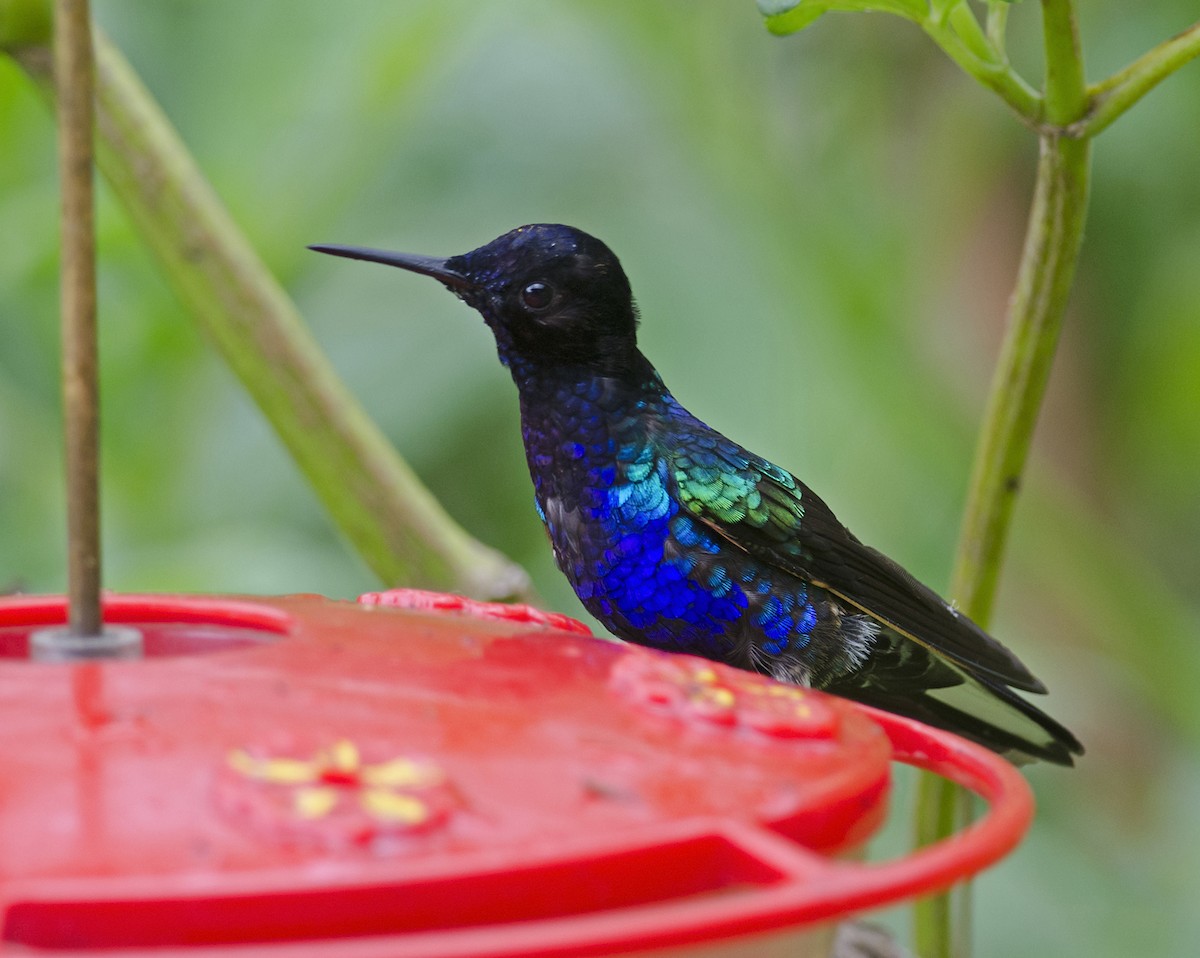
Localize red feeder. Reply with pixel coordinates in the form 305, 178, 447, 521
0, 590, 1032, 957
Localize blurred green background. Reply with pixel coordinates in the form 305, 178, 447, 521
2, 1, 1199, 954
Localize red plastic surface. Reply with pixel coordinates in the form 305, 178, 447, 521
358, 589, 592, 636
0, 593, 1032, 956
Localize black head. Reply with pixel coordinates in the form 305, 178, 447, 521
310, 224, 640, 379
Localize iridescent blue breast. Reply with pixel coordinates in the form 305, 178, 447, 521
522, 382, 828, 675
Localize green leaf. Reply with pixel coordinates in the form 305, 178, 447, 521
757, 0, 928, 37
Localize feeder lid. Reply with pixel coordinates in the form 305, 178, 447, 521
0, 591, 1032, 956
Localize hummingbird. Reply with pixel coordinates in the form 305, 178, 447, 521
311, 224, 1083, 765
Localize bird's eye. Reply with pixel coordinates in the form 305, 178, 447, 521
520, 281, 554, 311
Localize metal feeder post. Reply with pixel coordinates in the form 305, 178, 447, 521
30, 0, 140, 660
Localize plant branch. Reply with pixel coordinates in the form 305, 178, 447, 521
949, 138, 1092, 614
950, 0, 1091, 621
1072, 20, 1200, 139
757, 1, 1044, 125
984, 3, 1009, 56
1040, 0, 1088, 124
915, 7, 1090, 955
10, 30, 532, 603
922, 15, 1043, 126
915, 128, 1092, 958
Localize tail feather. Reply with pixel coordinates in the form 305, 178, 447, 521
838, 678, 1082, 766
822, 627, 1084, 766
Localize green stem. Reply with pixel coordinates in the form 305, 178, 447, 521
1073, 20, 1200, 139
948, 134, 1091, 621
945, 2, 995, 65
923, 15, 1043, 125
913, 774, 974, 957
914, 19, 1092, 958
1040, 0, 1088, 125
914, 131, 1092, 958
951, 0, 1088, 622
984, 3, 1009, 56
9, 32, 532, 602
915, 6, 1090, 957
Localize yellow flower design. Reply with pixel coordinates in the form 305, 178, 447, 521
227, 740, 445, 827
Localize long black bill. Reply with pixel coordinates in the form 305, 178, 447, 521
308, 244, 471, 291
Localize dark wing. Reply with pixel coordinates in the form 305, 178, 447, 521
819, 625, 1082, 765
667, 433, 1046, 694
